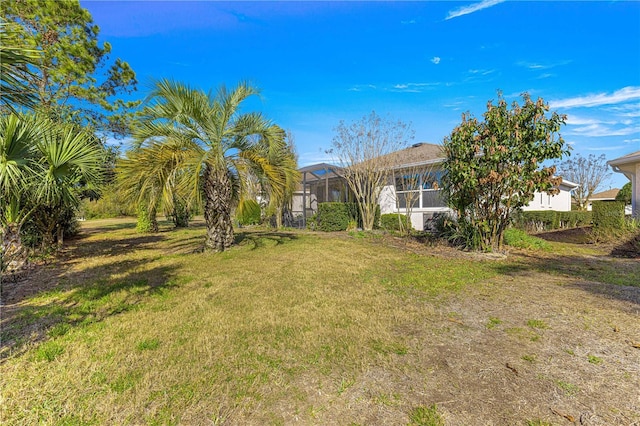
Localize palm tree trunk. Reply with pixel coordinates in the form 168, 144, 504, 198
203, 166, 234, 252
1, 223, 27, 272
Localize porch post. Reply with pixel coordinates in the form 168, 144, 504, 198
302, 171, 307, 227
325, 167, 329, 202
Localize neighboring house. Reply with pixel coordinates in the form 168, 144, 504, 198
608, 150, 640, 217
586, 188, 619, 211
294, 142, 578, 230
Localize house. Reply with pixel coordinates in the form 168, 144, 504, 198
586, 188, 619, 211
292, 163, 351, 226
294, 142, 578, 230
608, 150, 640, 217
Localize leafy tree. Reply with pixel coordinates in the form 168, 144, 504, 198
133, 79, 297, 251
616, 181, 632, 204
442, 93, 569, 251
555, 153, 611, 211
2, 0, 137, 136
1, 113, 105, 271
331, 112, 414, 231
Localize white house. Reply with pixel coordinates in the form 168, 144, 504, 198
377, 143, 577, 230
295, 143, 578, 230
608, 150, 640, 218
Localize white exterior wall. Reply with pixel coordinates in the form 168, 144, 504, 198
291, 191, 317, 216
378, 184, 449, 231
608, 152, 640, 218
378, 185, 397, 215
381, 184, 574, 230
521, 189, 572, 212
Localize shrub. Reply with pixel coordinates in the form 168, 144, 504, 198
169, 197, 190, 228
79, 186, 134, 219
434, 215, 483, 250
306, 213, 317, 230
316, 202, 354, 232
236, 199, 261, 225
380, 213, 412, 232
136, 204, 158, 233
513, 211, 592, 232
592, 201, 625, 230
615, 182, 632, 204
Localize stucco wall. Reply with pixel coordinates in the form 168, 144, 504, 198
521, 189, 572, 212
380, 184, 574, 230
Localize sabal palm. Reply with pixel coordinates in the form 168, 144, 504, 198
134, 79, 296, 251
0, 22, 40, 112
1, 113, 104, 270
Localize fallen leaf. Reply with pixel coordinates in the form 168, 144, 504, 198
551, 407, 576, 424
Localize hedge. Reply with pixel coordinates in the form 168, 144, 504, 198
316, 203, 356, 231
513, 210, 592, 232
315, 202, 381, 231
380, 213, 412, 232
592, 201, 625, 230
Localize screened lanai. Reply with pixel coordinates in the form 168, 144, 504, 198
291, 163, 353, 227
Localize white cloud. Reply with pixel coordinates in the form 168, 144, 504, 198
391, 82, 440, 93
623, 138, 640, 143
517, 60, 571, 70
586, 145, 629, 151
468, 69, 494, 75
566, 123, 640, 137
431, 56, 441, 65
348, 84, 377, 92
298, 151, 337, 167
445, 0, 506, 20
550, 86, 640, 109
401, 19, 417, 25
565, 115, 610, 126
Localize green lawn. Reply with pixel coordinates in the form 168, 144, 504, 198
1, 219, 638, 425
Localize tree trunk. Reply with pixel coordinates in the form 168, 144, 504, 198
1, 223, 27, 272
136, 204, 158, 233
203, 166, 234, 252
275, 206, 283, 229
282, 206, 294, 228
56, 225, 64, 250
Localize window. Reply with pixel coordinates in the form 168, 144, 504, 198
395, 168, 446, 209
422, 171, 443, 190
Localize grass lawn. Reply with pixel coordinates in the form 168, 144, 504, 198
1, 218, 639, 425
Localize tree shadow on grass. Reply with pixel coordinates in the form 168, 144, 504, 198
1, 224, 181, 361
491, 252, 640, 306
67, 234, 167, 258
234, 230, 299, 250
0, 258, 178, 361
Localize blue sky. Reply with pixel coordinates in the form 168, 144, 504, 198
82, 0, 640, 188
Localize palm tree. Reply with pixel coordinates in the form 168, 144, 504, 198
117, 138, 194, 232
0, 21, 40, 112
134, 79, 297, 251
263, 137, 299, 228
0, 113, 104, 271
